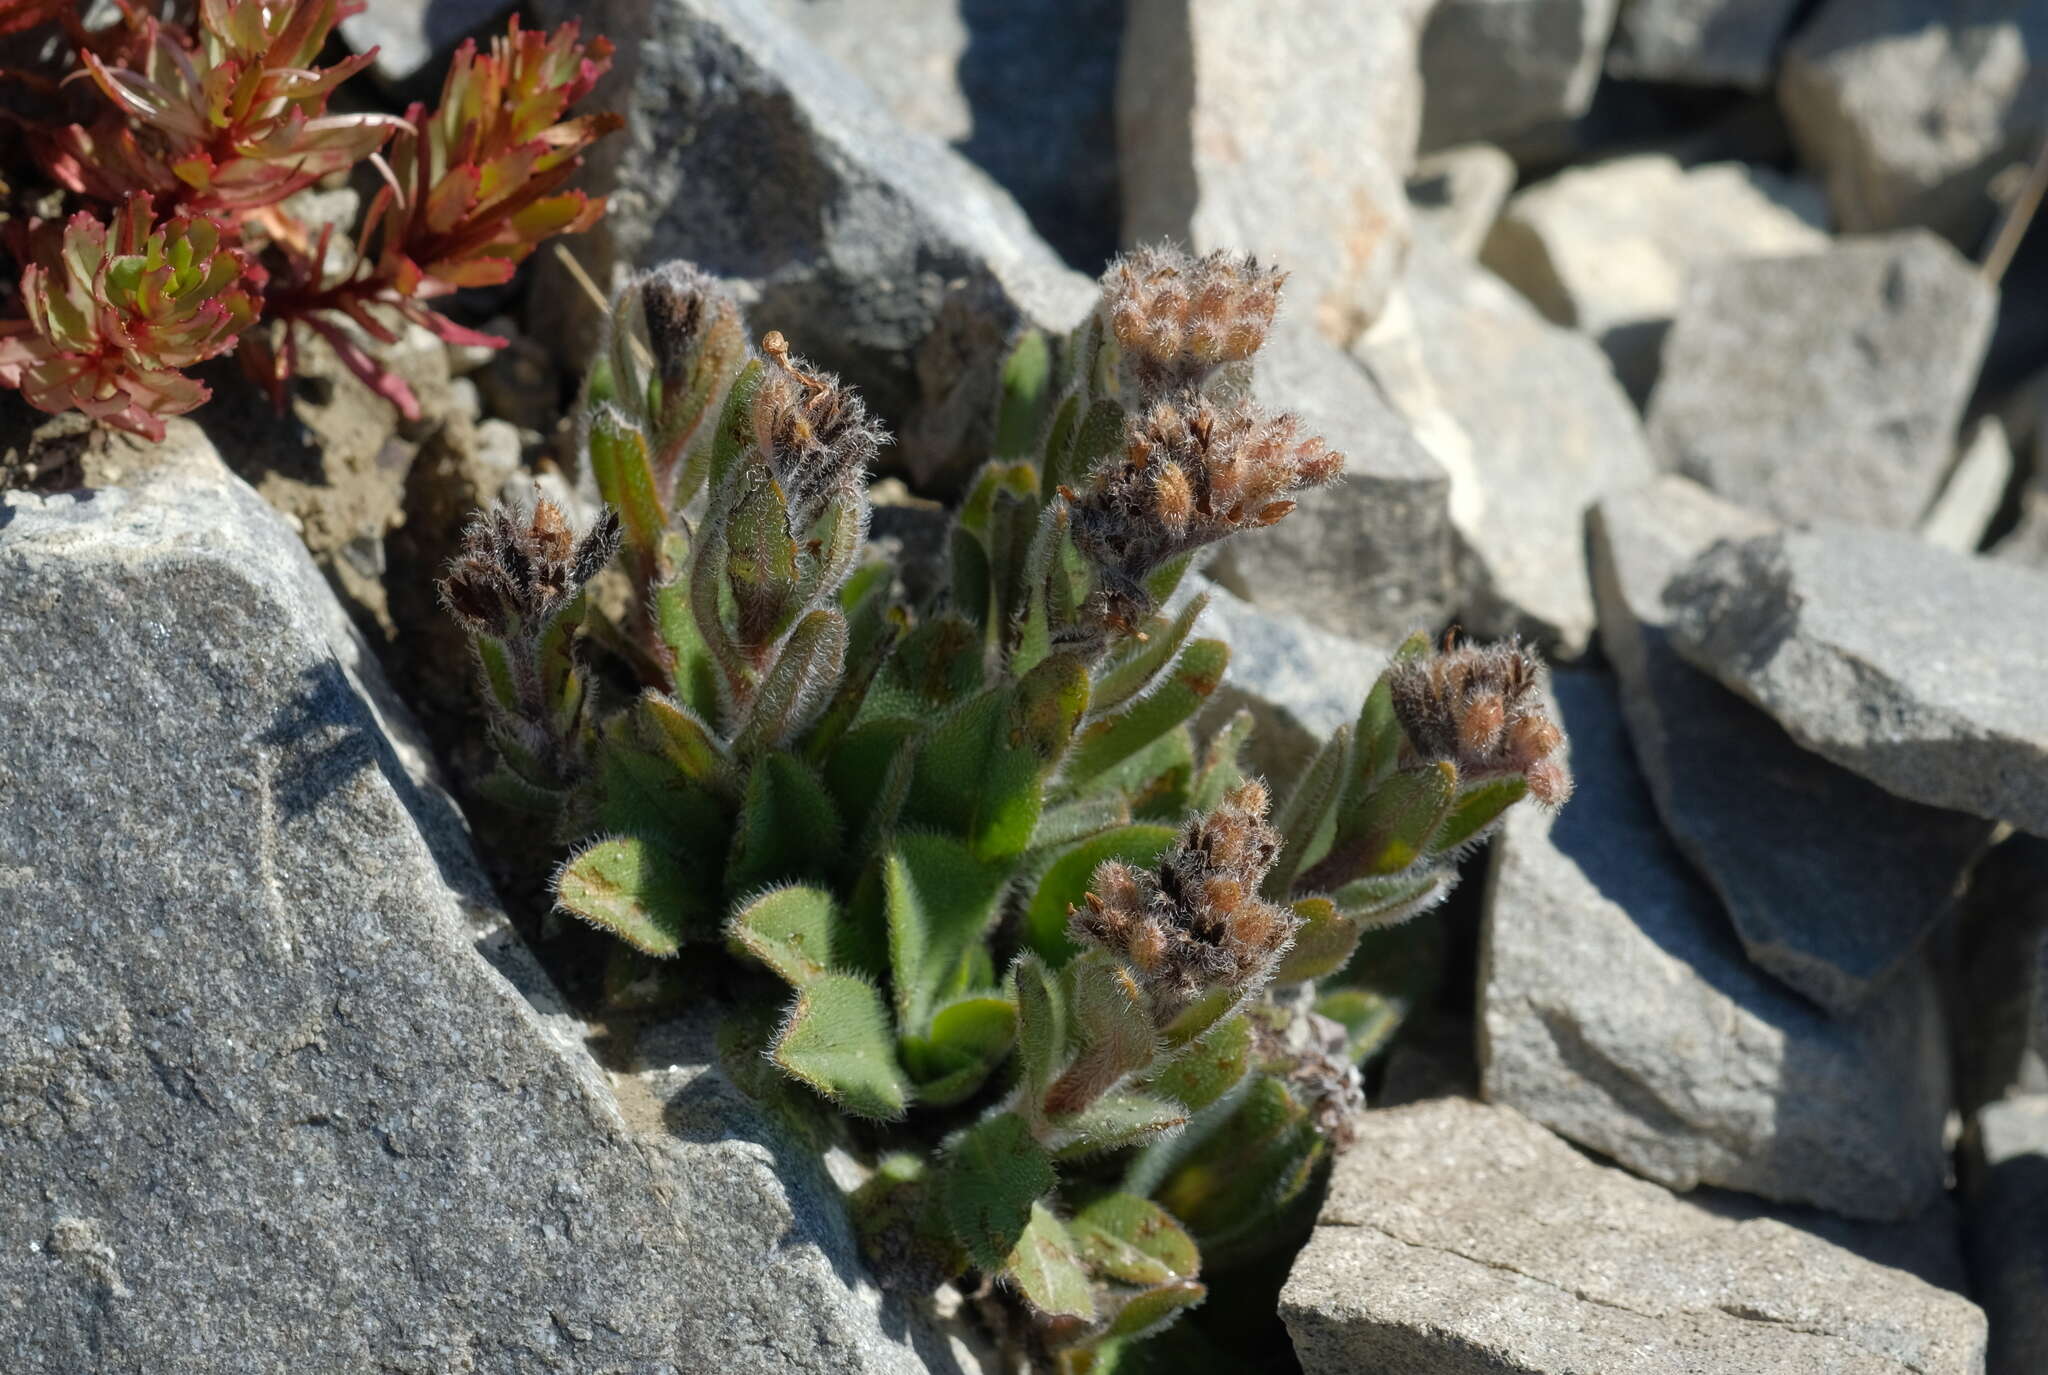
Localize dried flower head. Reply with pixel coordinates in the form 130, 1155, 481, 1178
639, 261, 743, 392
1386, 636, 1571, 805
1105, 246, 1286, 399
1066, 392, 1340, 626
439, 494, 621, 638
1254, 1006, 1365, 1150
0, 195, 258, 439
750, 331, 886, 529
1072, 780, 1301, 1020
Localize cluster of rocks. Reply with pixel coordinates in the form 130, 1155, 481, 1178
8, 0, 2048, 1371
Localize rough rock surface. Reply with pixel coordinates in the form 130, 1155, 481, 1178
1118, 0, 1433, 343
1921, 415, 2016, 553
1280, 1099, 1987, 1375
1355, 233, 1657, 652
1418, 0, 1621, 152
1780, 0, 2048, 243
1606, 0, 1807, 89
1589, 478, 1992, 1013
1208, 321, 1457, 646
529, 0, 1094, 476
0, 428, 951, 1374
1408, 142, 1519, 259
1646, 231, 1997, 529
757, 0, 1122, 269
1963, 1096, 2048, 1375
1481, 671, 1953, 1220
1666, 526, 2048, 834
1481, 154, 1828, 399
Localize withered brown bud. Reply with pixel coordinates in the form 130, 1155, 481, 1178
1069, 780, 1300, 1022
439, 494, 621, 638
637, 260, 745, 392
1104, 245, 1286, 398
1067, 391, 1340, 621
749, 331, 886, 528
1386, 637, 1572, 804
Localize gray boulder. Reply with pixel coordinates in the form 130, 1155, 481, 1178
1481, 154, 1828, 400
0, 427, 954, 1374
756, 0, 1122, 269
528, 0, 1095, 481
339, 0, 517, 86
1589, 478, 1992, 1013
1118, 0, 1433, 342
1481, 671, 1953, 1220
1780, 0, 2048, 244
1962, 1096, 2048, 1375
1666, 525, 2048, 835
1209, 320, 1458, 646
1280, 1098, 1986, 1375
1646, 231, 1997, 529
1606, 0, 1807, 89
1355, 233, 1658, 653
1408, 142, 1519, 259
1418, 0, 1621, 151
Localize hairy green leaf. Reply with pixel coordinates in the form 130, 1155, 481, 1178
1011, 953, 1068, 1107
900, 994, 1018, 1106
886, 831, 1010, 1032
1104, 1280, 1206, 1342
727, 752, 842, 896
554, 835, 708, 956
1063, 639, 1227, 793
1432, 774, 1530, 854
1071, 1193, 1199, 1284
772, 972, 909, 1119
994, 328, 1054, 461
729, 884, 840, 986
1144, 1013, 1251, 1113
1006, 1202, 1097, 1321
941, 1113, 1055, 1272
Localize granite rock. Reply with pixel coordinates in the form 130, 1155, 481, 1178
0, 427, 952, 1374
1646, 231, 1997, 529
1962, 1096, 2048, 1375
339, 0, 517, 86
1118, 0, 1433, 343
1356, 233, 1658, 653
1481, 671, 1954, 1220
1280, 1098, 1986, 1375
1418, 0, 1622, 152
1482, 154, 1829, 400
1606, 0, 1807, 89
1780, 0, 2048, 244
1666, 525, 2048, 834
1408, 142, 1519, 259
1589, 477, 1992, 1013
1921, 415, 2016, 553
528, 0, 1095, 480
757, 0, 1123, 269
1208, 320, 1458, 646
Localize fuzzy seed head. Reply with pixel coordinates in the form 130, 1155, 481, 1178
1386, 637, 1571, 803
1069, 779, 1299, 1022
439, 493, 621, 637
749, 332, 886, 530
637, 261, 742, 388
1103, 246, 1286, 398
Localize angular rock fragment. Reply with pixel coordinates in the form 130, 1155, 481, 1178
1481, 672, 1953, 1220
1646, 231, 1997, 528
1921, 415, 2016, 553
1356, 234, 1657, 653
1962, 1096, 2048, 1375
1666, 525, 2048, 834
1482, 154, 1828, 399
1781, 0, 2048, 243
1589, 477, 1992, 1013
1118, 0, 1433, 342
1280, 1098, 1986, 1375
757, 0, 1122, 269
1606, 0, 1807, 89
1943, 835, 2048, 1115
1408, 142, 1519, 259
529, 0, 1094, 474
1209, 321, 1458, 646
0, 428, 940, 1375
1418, 0, 1621, 151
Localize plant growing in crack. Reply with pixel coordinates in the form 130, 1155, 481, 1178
441, 244, 1571, 1370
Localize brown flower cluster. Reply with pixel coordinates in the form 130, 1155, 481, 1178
1067, 393, 1340, 626
1072, 780, 1301, 1021
1105, 246, 1286, 399
751, 331, 886, 529
1386, 638, 1571, 805
439, 495, 621, 638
